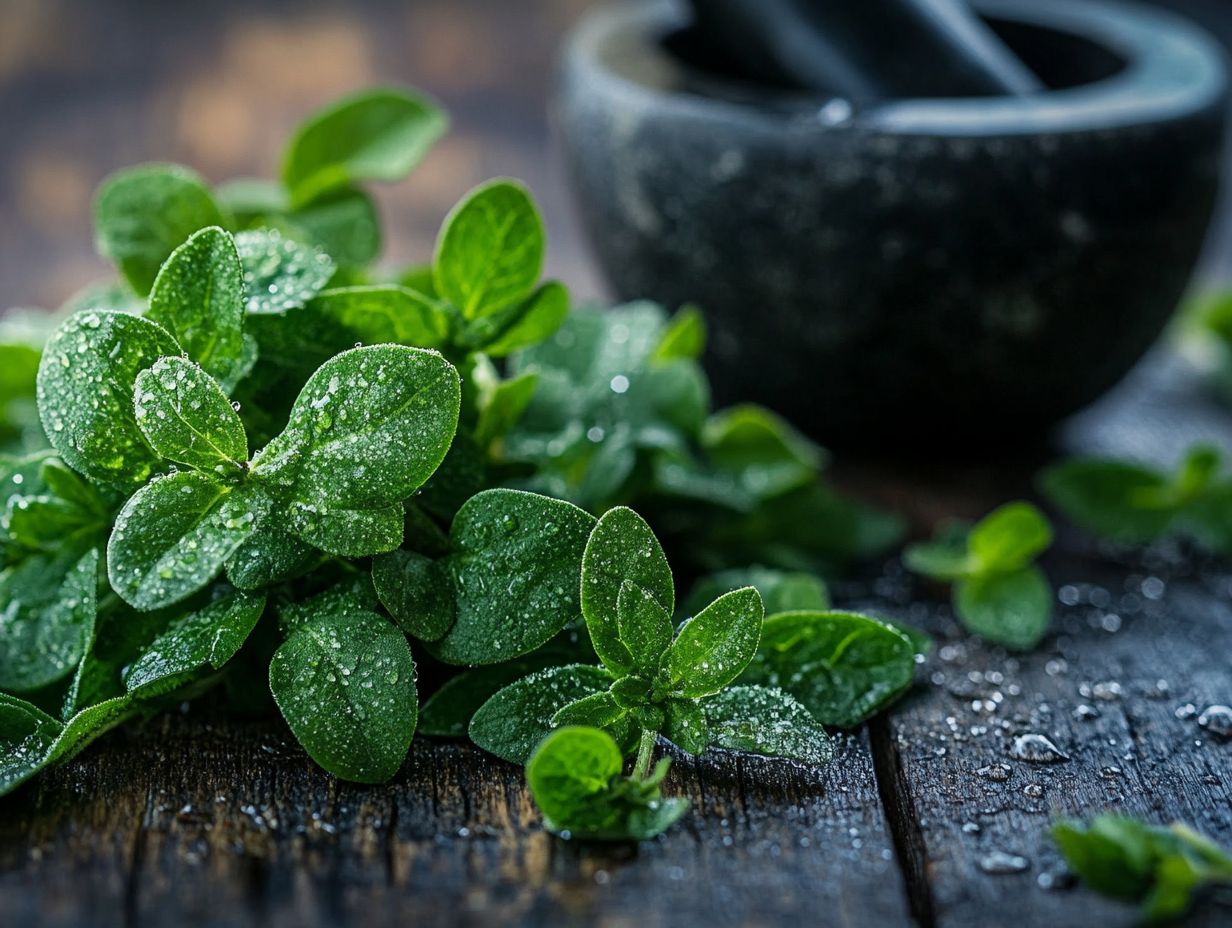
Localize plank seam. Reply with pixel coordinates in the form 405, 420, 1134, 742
869, 718, 937, 928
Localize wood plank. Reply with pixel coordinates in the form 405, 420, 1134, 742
1, 712, 911, 927
845, 528, 1232, 928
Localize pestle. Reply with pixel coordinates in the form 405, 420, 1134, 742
686, 0, 1043, 106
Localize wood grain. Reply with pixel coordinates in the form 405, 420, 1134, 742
1, 719, 909, 928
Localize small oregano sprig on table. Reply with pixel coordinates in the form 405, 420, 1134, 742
904, 501, 1054, 650
526, 726, 688, 842
1040, 444, 1232, 556
1053, 814, 1232, 923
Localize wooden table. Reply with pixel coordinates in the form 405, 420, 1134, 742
2, 354, 1230, 928
3, 2, 1232, 925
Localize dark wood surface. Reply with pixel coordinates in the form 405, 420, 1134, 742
3, 2, 1232, 926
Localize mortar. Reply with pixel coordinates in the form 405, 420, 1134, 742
557, 0, 1228, 443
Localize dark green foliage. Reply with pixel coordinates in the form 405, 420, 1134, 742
5, 85, 937, 851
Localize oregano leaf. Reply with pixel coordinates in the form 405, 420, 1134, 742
704, 685, 833, 765
133, 357, 247, 477
954, 566, 1051, 651
581, 506, 674, 675
283, 88, 447, 206
286, 500, 404, 557
252, 345, 460, 515
107, 472, 268, 610
429, 489, 596, 665
0, 547, 99, 692
146, 226, 249, 388
371, 549, 454, 642
123, 590, 266, 697
94, 164, 224, 295
37, 311, 180, 487
269, 604, 416, 783
433, 179, 544, 320
469, 664, 615, 764
738, 610, 918, 727
616, 580, 672, 677
234, 229, 335, 316
666, 586, 763, 699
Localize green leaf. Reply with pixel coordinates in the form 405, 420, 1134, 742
474, 370, 539, 449
277, 578, 377, 636
0, 693, 137, 798
371, 549, 454, 641
738, 610, 918, 727
419, 663, 542, 738
234, 229, 335, 315
0, 547, 98, 692
0, 694, 63, 795
551, 691, 627, 729
471, 281, 569, 356
4, 460, 108, 554
684, 566, 829, 618
652, 305, 706, 362
306, 285, 451, 349
253, 345, 460, 519
469, 664, 615, 764
1052, 815, 1232, 921
666, 587, 762, 698
289, 186, 381, 267
701, 405, 824, 501
526, 725, 687, 841
954, 566, 1051, 650
133, 357, 247, 477
225, 524, 318, 590
616, 580, 673, 677
526, 725, 622, 831
40, 458, 108, 517
37, 310, 180, 487
968, 501, 1053, 573
146, 226, 250, 389
1040, 458, 1175, 543
433, 179, 544, 320
122, 590, 265, 697
283, 88, 447, 205
286, 501, 404, 557
94, 164, 224, 295
663, 698, 709, 754
107, 472, 268, 610
703, 685, 833, 765
582, 507, 675, 675
903, 523, 974, 582
418, 634, 596, 738
429, 489, 596, 665
269, 602, 416, 783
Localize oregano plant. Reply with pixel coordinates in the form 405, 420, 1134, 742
0, 86, 948, 850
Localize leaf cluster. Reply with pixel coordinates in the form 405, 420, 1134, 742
904, 502, 1053, 650
1040, 445, 1232, 556
1053, 814, 1232, 922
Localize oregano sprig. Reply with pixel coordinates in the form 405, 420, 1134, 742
905, 501, 1054, 650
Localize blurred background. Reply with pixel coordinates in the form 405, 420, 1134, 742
1, 0, 1231, 313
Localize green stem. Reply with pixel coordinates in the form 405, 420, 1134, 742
632, 728, 657, 782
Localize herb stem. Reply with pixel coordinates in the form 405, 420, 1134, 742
632, 728, 656, 782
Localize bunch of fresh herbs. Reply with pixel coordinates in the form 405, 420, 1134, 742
0, 88, 932, 842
